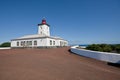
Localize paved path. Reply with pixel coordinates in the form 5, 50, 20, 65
0, 47, 120, 80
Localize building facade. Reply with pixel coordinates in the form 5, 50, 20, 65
11, 19, 68, 48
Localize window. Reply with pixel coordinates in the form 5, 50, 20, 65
23, 41, 25, 46
17, 42, 19, 46
27, 41, 29, 46
50, 40, 52, 45
53, 41, 55, 45
60, 41, 62, 46
34, 41, 37, 45
29, 41, 32, 45
21, 41, 23, 46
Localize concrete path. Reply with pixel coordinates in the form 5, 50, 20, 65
0, 47, 120, 80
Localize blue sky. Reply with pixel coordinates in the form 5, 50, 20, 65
0, 0, 120, 44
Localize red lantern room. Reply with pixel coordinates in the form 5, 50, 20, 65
42, 19, 46, 24
38, 18, 50, 26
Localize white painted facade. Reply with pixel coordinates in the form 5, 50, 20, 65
11, 19, 68, 48
38, 24, 50, 36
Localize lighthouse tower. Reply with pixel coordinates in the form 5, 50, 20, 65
38, 18, 50, 36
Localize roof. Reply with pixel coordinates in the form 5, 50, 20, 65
11, 34, 66, 41
38, 24, 50, 26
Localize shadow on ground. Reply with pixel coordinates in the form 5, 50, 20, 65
107, 63, 120, 68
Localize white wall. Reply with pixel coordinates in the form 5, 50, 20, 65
46, 38, 68, 47
46, 38, 56, 46
0, 47, 11, 50
37, 38, 47, 46
11, 38, 68, 47
38, 25, 50, 36
11, 38, 47, 47
11, 41, 17, 47
70, 46, 120, 64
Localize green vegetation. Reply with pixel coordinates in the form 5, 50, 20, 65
86, 44, 120, 54
0, 42, 11, 47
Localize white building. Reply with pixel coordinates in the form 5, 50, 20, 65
11, 19, 68, 48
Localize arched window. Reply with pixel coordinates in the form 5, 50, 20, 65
53, 41, 55, 45
60, 41, 62, 46
17, 42, 19, 46
34, 41, 37, 45
29, 41, 32, 45
23, 41, 25, 46
21, 41, 23, 46
27, 41, 29, 46
50, 40, 52, 45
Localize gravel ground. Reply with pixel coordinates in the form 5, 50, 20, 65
0, 47, 120, 80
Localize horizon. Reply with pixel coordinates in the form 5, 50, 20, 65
0, 0, 120, 44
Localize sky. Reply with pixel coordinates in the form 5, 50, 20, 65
0, 0, 120, 44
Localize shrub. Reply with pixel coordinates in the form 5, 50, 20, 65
86, 44, 112, 53
115, 44, 120, 53
102, 45, 112, 52
86, 44, 103, 51
0, 42, 11, 47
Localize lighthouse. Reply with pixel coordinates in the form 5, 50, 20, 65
38, 18, 50, 36
11, 18, 68, 48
